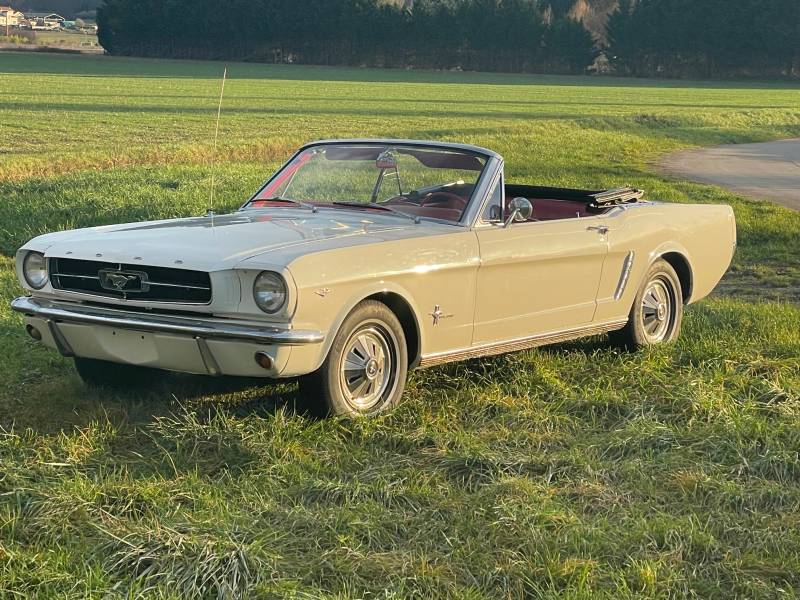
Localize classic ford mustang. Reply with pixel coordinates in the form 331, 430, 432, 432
12, 139, 736, 416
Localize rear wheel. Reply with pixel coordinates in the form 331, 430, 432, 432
74, 357, 163, 390
298, 300, 407, 417
610, 259, 683, 350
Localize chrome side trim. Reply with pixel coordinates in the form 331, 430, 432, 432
12, 297, 324, 346
418, 319, 628, 368
614, 251, 635, 300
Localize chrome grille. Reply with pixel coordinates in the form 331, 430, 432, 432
49, 258, 212, 304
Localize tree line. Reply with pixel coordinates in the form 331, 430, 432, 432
607, 0, 799, 79
97, 0, 597, 74
97, 0, 798, 79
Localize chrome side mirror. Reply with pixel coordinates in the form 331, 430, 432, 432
504, 197, 533, 227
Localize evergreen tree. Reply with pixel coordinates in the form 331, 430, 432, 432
96, 0, 798, 79
605, 0, 636, 72
544, 16, 598, 72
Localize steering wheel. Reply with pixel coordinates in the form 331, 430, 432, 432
420, 191, 467, 210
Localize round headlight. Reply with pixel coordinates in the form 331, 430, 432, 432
23, 251, 48, 289
253, 271, 287, 314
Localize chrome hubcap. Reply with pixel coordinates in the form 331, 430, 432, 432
339, 325, 395, 410
656, 303, 667, 321
641, 279, 672, 341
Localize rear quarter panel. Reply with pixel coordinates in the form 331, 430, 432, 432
595, 202, 736, 323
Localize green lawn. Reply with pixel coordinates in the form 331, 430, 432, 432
0, 52, 799, 598
30, 30, 99, 48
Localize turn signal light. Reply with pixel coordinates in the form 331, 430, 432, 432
254, 351, 273, 370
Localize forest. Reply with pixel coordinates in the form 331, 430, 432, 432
607, 0, 799, 79
96, 0, 799, 79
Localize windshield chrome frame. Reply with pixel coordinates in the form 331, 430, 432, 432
241, 139, 503, 228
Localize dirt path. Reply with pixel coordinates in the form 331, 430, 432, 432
661, 138, 800, 211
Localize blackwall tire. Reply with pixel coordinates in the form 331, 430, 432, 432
610, 259, 684, 351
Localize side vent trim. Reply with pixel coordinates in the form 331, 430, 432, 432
614, 251, 635, 300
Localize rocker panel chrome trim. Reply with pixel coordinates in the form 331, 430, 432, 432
418, 319, 628, 368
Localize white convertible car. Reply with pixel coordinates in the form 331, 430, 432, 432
12, 140, 736, 416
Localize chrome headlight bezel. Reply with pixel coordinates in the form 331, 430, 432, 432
22, 251, 48, 289
253, 271, 288, 314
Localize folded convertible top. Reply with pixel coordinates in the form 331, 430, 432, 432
589, 186, 645, 207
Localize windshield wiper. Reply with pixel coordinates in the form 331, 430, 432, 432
332, 201, 420, 224
253, 197, 318, 213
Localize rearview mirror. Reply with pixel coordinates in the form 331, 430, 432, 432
376, 150, 398, 170
504, 197, 533, 227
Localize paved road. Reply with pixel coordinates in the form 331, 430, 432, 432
661, 138, 800, 211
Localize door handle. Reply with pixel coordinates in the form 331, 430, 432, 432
587, 225, 609, 234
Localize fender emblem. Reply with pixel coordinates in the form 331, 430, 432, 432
429, 305, 453, 326
315, 287, 332, 297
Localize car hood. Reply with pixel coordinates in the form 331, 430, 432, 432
28, 208, 447, 271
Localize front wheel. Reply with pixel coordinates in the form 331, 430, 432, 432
610, 259, 684, 350
298, 300, 408, 417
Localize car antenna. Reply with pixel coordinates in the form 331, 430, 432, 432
206, 67, 227, 217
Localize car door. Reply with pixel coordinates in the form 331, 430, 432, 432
472, 185, 609, 345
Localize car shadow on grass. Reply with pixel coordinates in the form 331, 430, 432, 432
4, 331, 652, 442
2, 369, 304, 434
9, 337, 605, 440
5, 372, 320, 483
411, 335, 616, 392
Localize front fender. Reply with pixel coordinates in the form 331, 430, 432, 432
293, 280, 425, 374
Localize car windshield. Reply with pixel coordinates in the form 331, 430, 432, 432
247, 143, 488, 223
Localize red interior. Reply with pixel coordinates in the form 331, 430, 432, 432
247, 199, 464, 222
388, 204, 463, 221
249, 200, 292, 208
506, 197, 591, 221
247, 195, 595, 223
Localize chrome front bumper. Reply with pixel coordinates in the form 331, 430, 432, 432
11, 296, 323, 348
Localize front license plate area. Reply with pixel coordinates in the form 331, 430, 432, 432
96, 327, 159, 364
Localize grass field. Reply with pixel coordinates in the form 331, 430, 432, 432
29, 30, 100, 48
1, 52, 799, 598
0, 30, 99, 49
